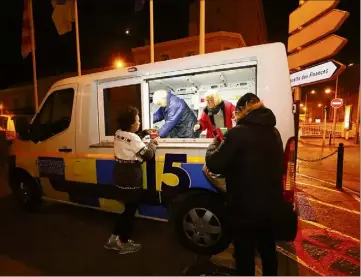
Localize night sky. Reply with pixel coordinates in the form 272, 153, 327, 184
1, 0, 359, 89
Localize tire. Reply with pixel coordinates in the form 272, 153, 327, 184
171, 192, 232, 255
9, 170, 42, 211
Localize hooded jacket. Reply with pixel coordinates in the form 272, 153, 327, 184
153, 92, 197, 138
205, 102, 284, 226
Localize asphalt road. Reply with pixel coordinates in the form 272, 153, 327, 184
298, 138, 360, 193
0, 165, 303, 276
0, 194, 198, 276
0, 137, 359, 276
0, 194, 316, 276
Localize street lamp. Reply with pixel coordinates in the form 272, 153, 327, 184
318, 103, 322, 107
300, 103, 304, 107
325, 88, 332, 94
114, 59, 124, 69
125, 29, 130, 35
305, 90, 316, 121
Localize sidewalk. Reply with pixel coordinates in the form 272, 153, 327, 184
210, 175, 360, 276
299, 138, 359, 148
297, 138, 360, 193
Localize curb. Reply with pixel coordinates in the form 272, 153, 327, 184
296, 173, 360, 198
299, 139, 359, 148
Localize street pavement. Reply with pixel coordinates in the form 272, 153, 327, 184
295, 140, 360, 275
0, 138, 359, 275
297, 138, 360, 193
0, 194, 195, 275
210, 138, 360, 276
210, 176, 360, 276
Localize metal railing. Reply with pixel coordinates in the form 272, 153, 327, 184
297, 143, 345, 190
299, 123, 343, 138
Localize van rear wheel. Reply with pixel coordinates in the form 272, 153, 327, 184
171, 192, 231, 255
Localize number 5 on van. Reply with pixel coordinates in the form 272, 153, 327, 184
160, 154, 190, 202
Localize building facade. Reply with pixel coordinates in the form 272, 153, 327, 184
0, 66, 113, 115
131, 31, 246, 65
188, 0, 267, 46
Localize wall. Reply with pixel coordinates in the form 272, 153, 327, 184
132, 31, 246, 65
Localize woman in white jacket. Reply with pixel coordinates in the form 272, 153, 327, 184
104, 106, 159, 254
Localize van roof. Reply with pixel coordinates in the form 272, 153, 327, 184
51, 42, 285, 89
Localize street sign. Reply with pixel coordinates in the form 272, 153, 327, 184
290, 60, 345, 87
331, 98, 344, 108
288, 35, 347, 71
289, 0, 339, 34
288, 9, 349, 53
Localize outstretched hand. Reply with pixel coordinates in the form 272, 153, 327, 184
212, 135, 222, 146
151, 136, 160, 145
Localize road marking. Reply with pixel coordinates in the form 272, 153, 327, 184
297, 181, 342, 193
298, 194, 360, 215
297, 173, 360, 200
345, 189, 360, 202
300, 219, 360, 243
276, 245, 323, 276
297, 173, 339, 186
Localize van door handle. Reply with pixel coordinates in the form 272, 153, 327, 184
58, 147, 72, 153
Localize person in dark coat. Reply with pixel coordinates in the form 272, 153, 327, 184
205, 93, 284, 276
104, 106, 159, 254
152, 90, 198, 138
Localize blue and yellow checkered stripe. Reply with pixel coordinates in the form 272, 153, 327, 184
16, 153, 215, 220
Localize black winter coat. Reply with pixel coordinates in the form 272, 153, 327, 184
206, 104, 284, 228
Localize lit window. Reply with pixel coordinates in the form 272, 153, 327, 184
148, 66, 257, 139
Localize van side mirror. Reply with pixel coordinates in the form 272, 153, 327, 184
17, 122, 31, 141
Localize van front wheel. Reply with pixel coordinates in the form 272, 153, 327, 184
172, 192, 232, 255
9, 171, 42, 211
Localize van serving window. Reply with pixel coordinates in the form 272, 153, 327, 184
148, 65, 256, 139
103, 84, 142, 136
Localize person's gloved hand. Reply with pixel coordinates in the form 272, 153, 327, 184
148, 128, 158, 134
193, 124, 201, 132
150, 136, 160, 145
212, 135, 222, 147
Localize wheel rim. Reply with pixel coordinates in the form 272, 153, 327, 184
18, 181, 31, 204
183, 208, 222, 247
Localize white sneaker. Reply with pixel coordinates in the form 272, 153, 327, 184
104, 235, 122, 251
118, 240, 141, 255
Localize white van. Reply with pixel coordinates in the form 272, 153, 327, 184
0, 115, 16, 141
8, 42, 295, 255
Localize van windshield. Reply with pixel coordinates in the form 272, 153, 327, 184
0, 117, 8, 131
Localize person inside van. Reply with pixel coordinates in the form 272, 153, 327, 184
152, 90, 198, 138
104, 106, 159, 254
205, 93, 284, 276
193, 90, 235, 138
